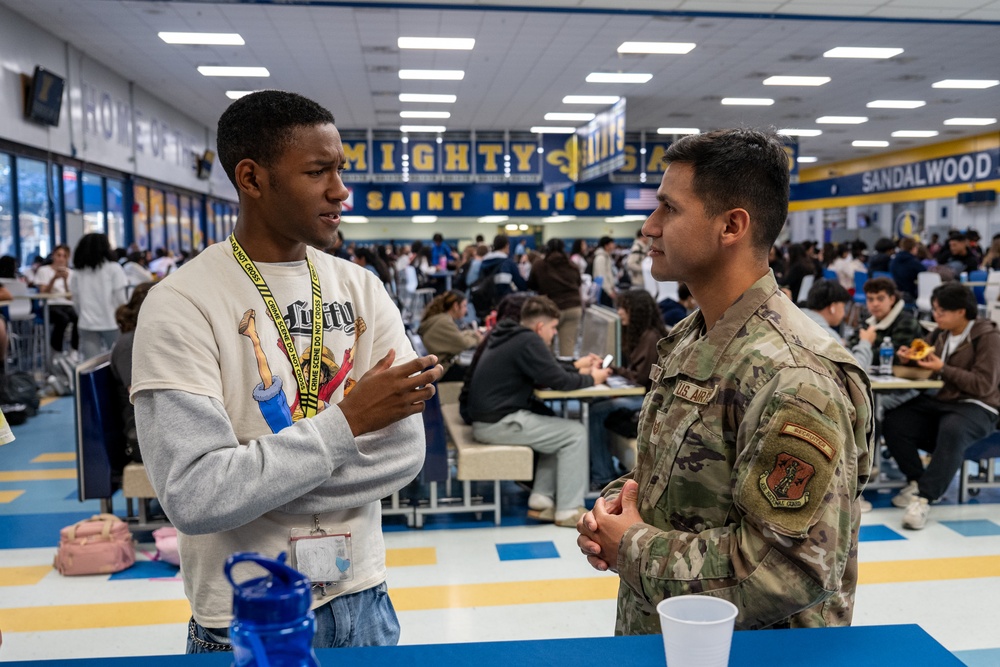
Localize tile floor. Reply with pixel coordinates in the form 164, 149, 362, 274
1, 397, 999, 665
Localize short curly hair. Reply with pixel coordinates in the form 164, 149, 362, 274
217, 90, 335, 187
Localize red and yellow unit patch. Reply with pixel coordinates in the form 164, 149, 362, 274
759, 453, 815, 508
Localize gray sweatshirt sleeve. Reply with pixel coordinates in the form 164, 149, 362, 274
135, 389, 425, 535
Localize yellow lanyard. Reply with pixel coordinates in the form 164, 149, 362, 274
230, 235, 324, 418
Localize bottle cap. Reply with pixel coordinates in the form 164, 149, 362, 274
225, 552, 312, 625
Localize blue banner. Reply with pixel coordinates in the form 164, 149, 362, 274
794, 147, 999, 200
577, 99, 626, 182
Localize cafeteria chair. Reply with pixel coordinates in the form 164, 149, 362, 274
915, 271, 943, 317
795, 274, 815, 306
960, 431, 1000, 503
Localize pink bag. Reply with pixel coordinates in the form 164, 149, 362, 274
152, 526, 180, 566
53, 513, 135, 576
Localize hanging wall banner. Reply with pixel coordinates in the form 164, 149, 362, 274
576, 98, 626, 182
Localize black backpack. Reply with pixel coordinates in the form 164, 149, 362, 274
0, 372, 40, 425
469, 261, 503, 320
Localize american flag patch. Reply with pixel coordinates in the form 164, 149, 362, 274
624, 189, 658, 211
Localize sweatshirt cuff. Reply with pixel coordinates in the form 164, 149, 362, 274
311, 404, 358, 460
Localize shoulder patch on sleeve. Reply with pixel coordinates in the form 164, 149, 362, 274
796, 383, 830, 413
736, 396, 844, 538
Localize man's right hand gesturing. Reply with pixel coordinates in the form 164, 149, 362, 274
338, 350, 443, 436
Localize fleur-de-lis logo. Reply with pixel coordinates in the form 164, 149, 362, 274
545, 136, 579, 181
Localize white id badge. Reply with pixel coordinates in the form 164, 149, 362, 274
289, 524, 353, 585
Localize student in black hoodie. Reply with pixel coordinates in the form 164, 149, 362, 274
468, 296, 611, 526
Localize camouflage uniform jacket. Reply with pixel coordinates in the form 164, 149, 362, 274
608, 271, 874, 634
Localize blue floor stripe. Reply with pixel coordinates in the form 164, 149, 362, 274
859, 525, 906, 542
109, 559, 180, 580
953, 647, 1000, 667
940, 519, 1000, 537
497, 541, 560, 561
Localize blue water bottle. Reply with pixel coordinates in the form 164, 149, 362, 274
225, 552, 319, 667
879, 336, 894, 376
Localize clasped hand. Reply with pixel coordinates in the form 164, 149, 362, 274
339, 350, 443, 436
576, 479, 643, 572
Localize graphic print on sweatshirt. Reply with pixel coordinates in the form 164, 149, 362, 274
238, 298, 367, 433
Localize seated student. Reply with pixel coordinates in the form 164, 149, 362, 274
803, 279, 876, 368
417, 290, 482, 382
884, 283, 1000, 530
848, 276, 923, 362
110, 282, 154, 464
657, 282, 697, 327
588, 290, 667, 490
467, 296, 610, 526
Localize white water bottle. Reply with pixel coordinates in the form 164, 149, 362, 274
879, 336, 894, 376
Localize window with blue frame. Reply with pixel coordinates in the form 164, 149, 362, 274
82, 171, 104, 236
133, 184, 149, 251
107, 178, 125, 249
50, 163, 63, 248
150, 188, 165, 253
166, 192, 179, 255
179, 194, 192, 252
192, 198, 205, 249
0, 155, 13, 261
17, 157, 49, 267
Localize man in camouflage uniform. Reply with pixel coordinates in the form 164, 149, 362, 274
576, 128, 874, 633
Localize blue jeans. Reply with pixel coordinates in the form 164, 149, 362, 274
588, 396, 644, 486
186, 582, 400, 653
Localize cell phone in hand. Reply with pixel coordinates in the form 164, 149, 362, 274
602, 354, 614, 369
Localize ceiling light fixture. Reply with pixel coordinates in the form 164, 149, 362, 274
867, 100, 926, 109
398, 69, 464, 80
823, 47, 903, 59
397, 37, 474, 50
159, 32, 245, 45
399, 125, 447, 132
617, 41, 696, 54
656, 127, 700, 135
778, 129, 823, 137
505, 223, 518, 231
797, 157, 818, 163
400, 111, 451, 119
721, 98, 774, 106
943, 117, 997, 126
412, 215, 438, 223
891, 130, 939, 138
341, 216, 369, 224
816, 116, 868, 124
763, 76, 831, 86
197, 66, 269, 77
544, 112, 596, 121
585, 73, 652, 84
853, 140, 890, 147
563, 95, 621, 105
531, 126, 576, 134
932, 79, 999, 89
399, 93, 456, 103
477, 215, 509, 223
605, 215, 648, 222
225, 90, 255, 99
542, 215, 577, 223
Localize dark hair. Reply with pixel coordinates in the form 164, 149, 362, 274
806, 279, 851, 310
433, 233, 444, 243
217, 90, 335, 188
863, 276, 899, 300
423, 290, 466, 319
492, 233, 510, 252
598, 236, 614, 248
0, 255, 18, 279
662, 128, 790, 251
127, 250, 147, 265
570, 239, 586, 255
73, 233, 114, 270
354, 247, 391, 284
932, 282, 978, 320
874, 237, 896, 254
116, 282, 154, 333
520, 295, 560, 323
544, 238, 566, 256
898, 237, 917, 252
617, 290, 667, 361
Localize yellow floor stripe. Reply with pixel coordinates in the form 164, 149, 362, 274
40, 396, 58, 408
385, 547, 437, 567
32, 453, 76, 463
390, 577, 620, 612
0, 490, 25, 503
3, 600, 191, 632
0, 566, 52, 587
859, 555, 1000, 584
0, 469, 76, 481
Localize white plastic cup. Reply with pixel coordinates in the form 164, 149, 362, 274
656, 595, 738, 667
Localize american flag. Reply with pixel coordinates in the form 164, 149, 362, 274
624, 188, 658, 211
